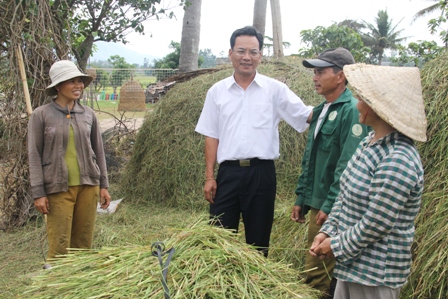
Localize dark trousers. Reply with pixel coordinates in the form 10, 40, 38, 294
210, 159, 276, 256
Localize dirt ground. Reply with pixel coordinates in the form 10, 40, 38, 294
98, 117, 144, 133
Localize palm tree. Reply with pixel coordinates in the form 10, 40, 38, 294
263, 36, 290, 57
338, 19, 366, 32
362, 9, 407, 65
179, 0, 202, 72
411, 0, 448, 47
252, 0, 283, 58
412, 0, 447, 22
253, 0, 268, 37
270, 0, 284, 58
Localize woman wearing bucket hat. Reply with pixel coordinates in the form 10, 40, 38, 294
28, 60, 111, 266
308, 64, 427, 299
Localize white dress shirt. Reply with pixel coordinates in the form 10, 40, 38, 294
195, 72, 312, 163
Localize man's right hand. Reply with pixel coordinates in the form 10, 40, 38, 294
34, 196, 50, 214
291, 205, 305, 223
203, 179, 217, 204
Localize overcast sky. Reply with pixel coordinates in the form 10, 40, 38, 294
122, 0, 442, 57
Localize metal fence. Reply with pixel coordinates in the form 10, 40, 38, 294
83, 68, 178, 103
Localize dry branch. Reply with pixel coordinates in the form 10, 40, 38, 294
0, 0, 72, 229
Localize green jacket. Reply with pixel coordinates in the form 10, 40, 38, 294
294, 88, 369, 215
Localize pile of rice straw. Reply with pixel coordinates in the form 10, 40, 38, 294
400, 52, 448, 299
26, 220, 319, 299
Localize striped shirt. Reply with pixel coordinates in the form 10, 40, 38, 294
320, 131, 424, 288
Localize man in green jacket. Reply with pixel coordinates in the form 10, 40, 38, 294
291, 48, 369, 298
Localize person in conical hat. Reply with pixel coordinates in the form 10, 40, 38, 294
28, 60, 111, 267
309, 64, 427, 299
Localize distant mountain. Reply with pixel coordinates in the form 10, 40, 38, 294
89, 41, 161, 66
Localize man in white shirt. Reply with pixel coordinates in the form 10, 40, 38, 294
195, 26, 312, 256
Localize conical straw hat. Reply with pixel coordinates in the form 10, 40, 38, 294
343, 64, 427, 142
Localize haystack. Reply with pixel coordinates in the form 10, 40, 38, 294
400, 52, 448, 299
26, 220, 320, 299
119, 58, 322, 208
118, 80, 146, 112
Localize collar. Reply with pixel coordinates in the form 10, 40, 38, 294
225, 71, 263, 89
332, 88, 353, 104
317, 88, 353, 109
364, 130, 401, 147
51, 99, 86, 114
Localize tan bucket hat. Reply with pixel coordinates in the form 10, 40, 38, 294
343, 64, 427, 142
45, 60, 93, 96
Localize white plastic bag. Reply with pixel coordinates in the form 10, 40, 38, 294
97, 198, 123, 215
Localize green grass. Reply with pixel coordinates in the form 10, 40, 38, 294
0, 221, 47, 297
134, 75, 157, 87
82, 99, 155, 120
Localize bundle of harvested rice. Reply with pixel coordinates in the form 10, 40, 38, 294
400, 53, 448, 299
119, 58, 321, 208
26, 220, 320, 299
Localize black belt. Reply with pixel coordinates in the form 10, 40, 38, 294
220, 158, 272, 167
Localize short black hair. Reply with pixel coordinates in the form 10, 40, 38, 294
230, 26, 263, 50
330, 66, 349, 85
331, 66, 342, 74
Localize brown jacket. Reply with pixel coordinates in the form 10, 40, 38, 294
28, 100, 109, 199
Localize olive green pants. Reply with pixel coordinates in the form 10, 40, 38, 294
305, 208, 336, 297
46, 185, 99, 259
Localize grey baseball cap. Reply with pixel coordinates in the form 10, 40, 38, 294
302, 47, 355, 69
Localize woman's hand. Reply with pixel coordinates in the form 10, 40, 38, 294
34, 197, 50, 214
100, 188, 111, 209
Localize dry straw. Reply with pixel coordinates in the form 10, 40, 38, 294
400, 52, 448, 299
26, 219, 320, 299
269, 200, 309, 270
118, 58, 321, 208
